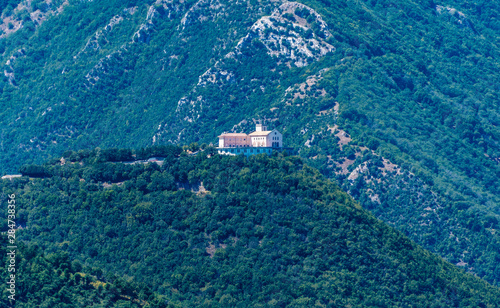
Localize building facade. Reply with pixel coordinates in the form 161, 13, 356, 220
217, 124, 286, 156
218, 133, 250, 148
249, 124, 283, 148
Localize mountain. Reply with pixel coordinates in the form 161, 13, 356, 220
0, 0, 499, 292
2, 147, 500, 306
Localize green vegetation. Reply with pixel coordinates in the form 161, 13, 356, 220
0, 0, 499, 293
0, 241, 165, 307
2, 147, 500, 306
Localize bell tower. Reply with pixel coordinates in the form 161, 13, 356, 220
256, 124, 267, 132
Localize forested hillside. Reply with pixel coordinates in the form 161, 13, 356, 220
0, 241, 165, 307
2, 147, 500, 306
0, 0, 500, 293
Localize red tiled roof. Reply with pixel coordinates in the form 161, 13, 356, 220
218, 133, 248, 137
248, 131, 272, 136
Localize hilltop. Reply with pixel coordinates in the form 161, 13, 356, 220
2, 147, 500, 306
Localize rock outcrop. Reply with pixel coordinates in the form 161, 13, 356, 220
158, 1, 335, 143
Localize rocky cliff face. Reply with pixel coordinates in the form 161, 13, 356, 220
238, 2, 334, 68
435, 5, 477, 33
156, 1, 335, 143
0, 0, 67, 37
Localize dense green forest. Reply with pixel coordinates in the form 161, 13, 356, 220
0, 0, 500, 297
0, 241, 166, 307
2, 147, 500, 306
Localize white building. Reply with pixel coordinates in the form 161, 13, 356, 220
249, 124, 283, 148
217, 124, 285, 156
